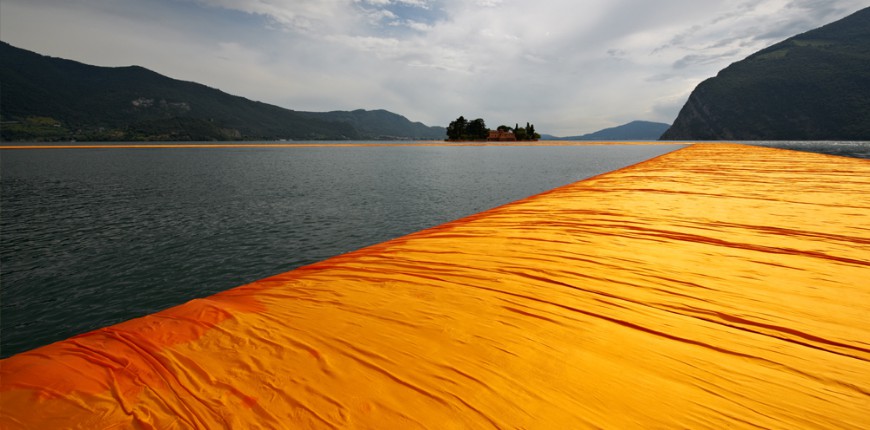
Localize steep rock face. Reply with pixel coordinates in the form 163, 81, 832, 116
662, 7, 870, 141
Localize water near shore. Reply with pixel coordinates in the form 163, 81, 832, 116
1, 143, 683, 357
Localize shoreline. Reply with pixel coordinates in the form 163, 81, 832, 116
0, 140, 681, 149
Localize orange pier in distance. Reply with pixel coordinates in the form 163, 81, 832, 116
0, 140, 657, 150
1, 143, 868, 428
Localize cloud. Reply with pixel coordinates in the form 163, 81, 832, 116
189, 0, 359, 34
0, 0, 867, 136
672, 50, 740, 70
402, 20, 434, 32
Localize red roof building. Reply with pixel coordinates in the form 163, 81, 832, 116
487, 130, 517, 141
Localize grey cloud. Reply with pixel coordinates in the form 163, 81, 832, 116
672, 50, 739, 70
1, 0, 867, 136
785, 0, 846, 17
653, 24, 702, 54
646, 73, 678, 82
752, 19, 814, 43
651, 97, 686, 124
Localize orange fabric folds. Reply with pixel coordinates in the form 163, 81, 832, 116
2, 144, 869, 428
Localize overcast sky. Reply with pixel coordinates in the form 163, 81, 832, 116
1, 0, 865, 135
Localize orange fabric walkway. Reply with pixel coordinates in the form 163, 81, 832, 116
2, 144, 868, 428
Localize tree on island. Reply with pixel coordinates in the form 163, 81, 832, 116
466, 118, 488, 139
447, 116, 540, 141
446, 116, 468, 140
446, 116, 490, 140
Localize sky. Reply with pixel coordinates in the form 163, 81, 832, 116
0, 0, 866, 136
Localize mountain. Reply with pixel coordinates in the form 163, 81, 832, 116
546, 120, 670, 141
0, 42, 445, 141
661, 7, 870, 141
300, 109, 445, 141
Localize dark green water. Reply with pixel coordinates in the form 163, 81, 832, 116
1, 144, 684, 357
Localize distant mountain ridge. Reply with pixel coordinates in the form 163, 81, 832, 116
0, 42, 445, 141
662, 7, 870, 141
298, 109, 443, 141
545, 121, 670, 141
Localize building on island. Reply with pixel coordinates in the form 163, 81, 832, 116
487, 130, 517, 141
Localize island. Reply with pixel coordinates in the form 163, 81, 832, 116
446, 116, 541, 141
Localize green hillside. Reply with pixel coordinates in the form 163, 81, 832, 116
299, 109, 447, 141
0, 42, 444, 141
661, 7, 870, 141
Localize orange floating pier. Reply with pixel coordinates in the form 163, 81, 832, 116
2, 143, 868, 428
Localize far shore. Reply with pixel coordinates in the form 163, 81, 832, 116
0, 141, 680, 150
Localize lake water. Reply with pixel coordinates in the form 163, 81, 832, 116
0, 143, 684, 357
743, 141, 870, 159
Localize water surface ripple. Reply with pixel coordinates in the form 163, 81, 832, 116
1, 144, 682, 356
2, 143, 867, 428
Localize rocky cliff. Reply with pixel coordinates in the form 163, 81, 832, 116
662, 7, 870, 141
